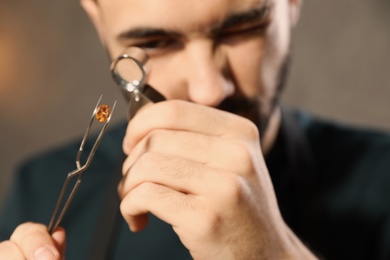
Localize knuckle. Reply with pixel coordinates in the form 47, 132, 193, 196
161, 100, 186, 123
120, 184, 145, 216
122, 157, 132, 175
233, 142, 256, 177
143, 129, 160, 149
206, 211, 222, 233
0, 241, 23, 259
11, 222, 44, 241
122, 136, 130, 155
126, 182, 158, 206
196, 211, 222, 237
221, 174, 245, 206
241, 118, 260, 141
235, 142, 252, 165
124, 182, 170, 213
136, 182, 156, 197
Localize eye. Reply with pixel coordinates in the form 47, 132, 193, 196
133, 38, 182, 55
136, 39, 170, 49
219, 21, 269, 39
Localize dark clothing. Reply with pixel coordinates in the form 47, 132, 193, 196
1, 109, 390, 259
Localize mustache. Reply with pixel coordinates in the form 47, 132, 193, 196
217, 96, 261, 117
216, 96, 269, 135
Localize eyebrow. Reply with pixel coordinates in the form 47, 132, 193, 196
118, 28, 181, 40
216, 4, 271, 32
117, 3, 272, 41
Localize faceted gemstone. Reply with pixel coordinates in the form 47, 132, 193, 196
96, 104, 111, 122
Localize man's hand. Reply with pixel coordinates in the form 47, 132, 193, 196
118, 100, 316, 259
0, 222, 66, 260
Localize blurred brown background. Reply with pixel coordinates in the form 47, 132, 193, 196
0, 0, 389, 208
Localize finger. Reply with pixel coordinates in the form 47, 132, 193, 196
119, 152, 230, 198
118, 152, 247, 216
120, 182, 204, 235
10, 222, 62, 260
122, 129, 260, 177
52, 227, 66, 257
0, 241, 24, 259
124, 100, 259, 154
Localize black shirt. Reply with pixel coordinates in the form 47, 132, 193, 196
1, 108, 390, 259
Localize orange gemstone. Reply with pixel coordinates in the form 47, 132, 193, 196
96, 105, 111, 122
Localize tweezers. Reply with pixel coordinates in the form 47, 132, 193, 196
48, 96, 116, 233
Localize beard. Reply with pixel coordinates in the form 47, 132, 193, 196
216, 52, 291, 137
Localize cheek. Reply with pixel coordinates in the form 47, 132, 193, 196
226, 38, 266, 97
260, 4, 291, 96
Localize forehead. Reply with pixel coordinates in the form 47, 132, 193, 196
99, 0, 268, 35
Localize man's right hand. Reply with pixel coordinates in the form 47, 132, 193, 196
0, 222, 65, 260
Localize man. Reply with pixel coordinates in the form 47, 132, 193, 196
1, 0, 389, 259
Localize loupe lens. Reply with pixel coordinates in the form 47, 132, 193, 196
111, 47, 148, 92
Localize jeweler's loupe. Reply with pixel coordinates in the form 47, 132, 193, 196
110, 47, 148, 99
110, 47, 165, 120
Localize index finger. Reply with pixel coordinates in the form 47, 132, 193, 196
124, 100, 259, 153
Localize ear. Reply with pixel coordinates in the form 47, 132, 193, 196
80, 0, 105, 44
289, 0, 302, 28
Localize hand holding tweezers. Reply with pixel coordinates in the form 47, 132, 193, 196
47, 96, 116, 233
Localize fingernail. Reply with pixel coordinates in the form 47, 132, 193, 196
33, 246, 57, 260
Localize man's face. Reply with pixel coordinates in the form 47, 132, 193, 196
83, 0, 299, 134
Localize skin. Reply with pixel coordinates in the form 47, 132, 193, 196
0, 0, 317, 259
0, 224, 65, 260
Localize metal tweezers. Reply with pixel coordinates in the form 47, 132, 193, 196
48, 96, 116, 233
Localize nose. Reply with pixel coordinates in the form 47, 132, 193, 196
179, 39, 234, 107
